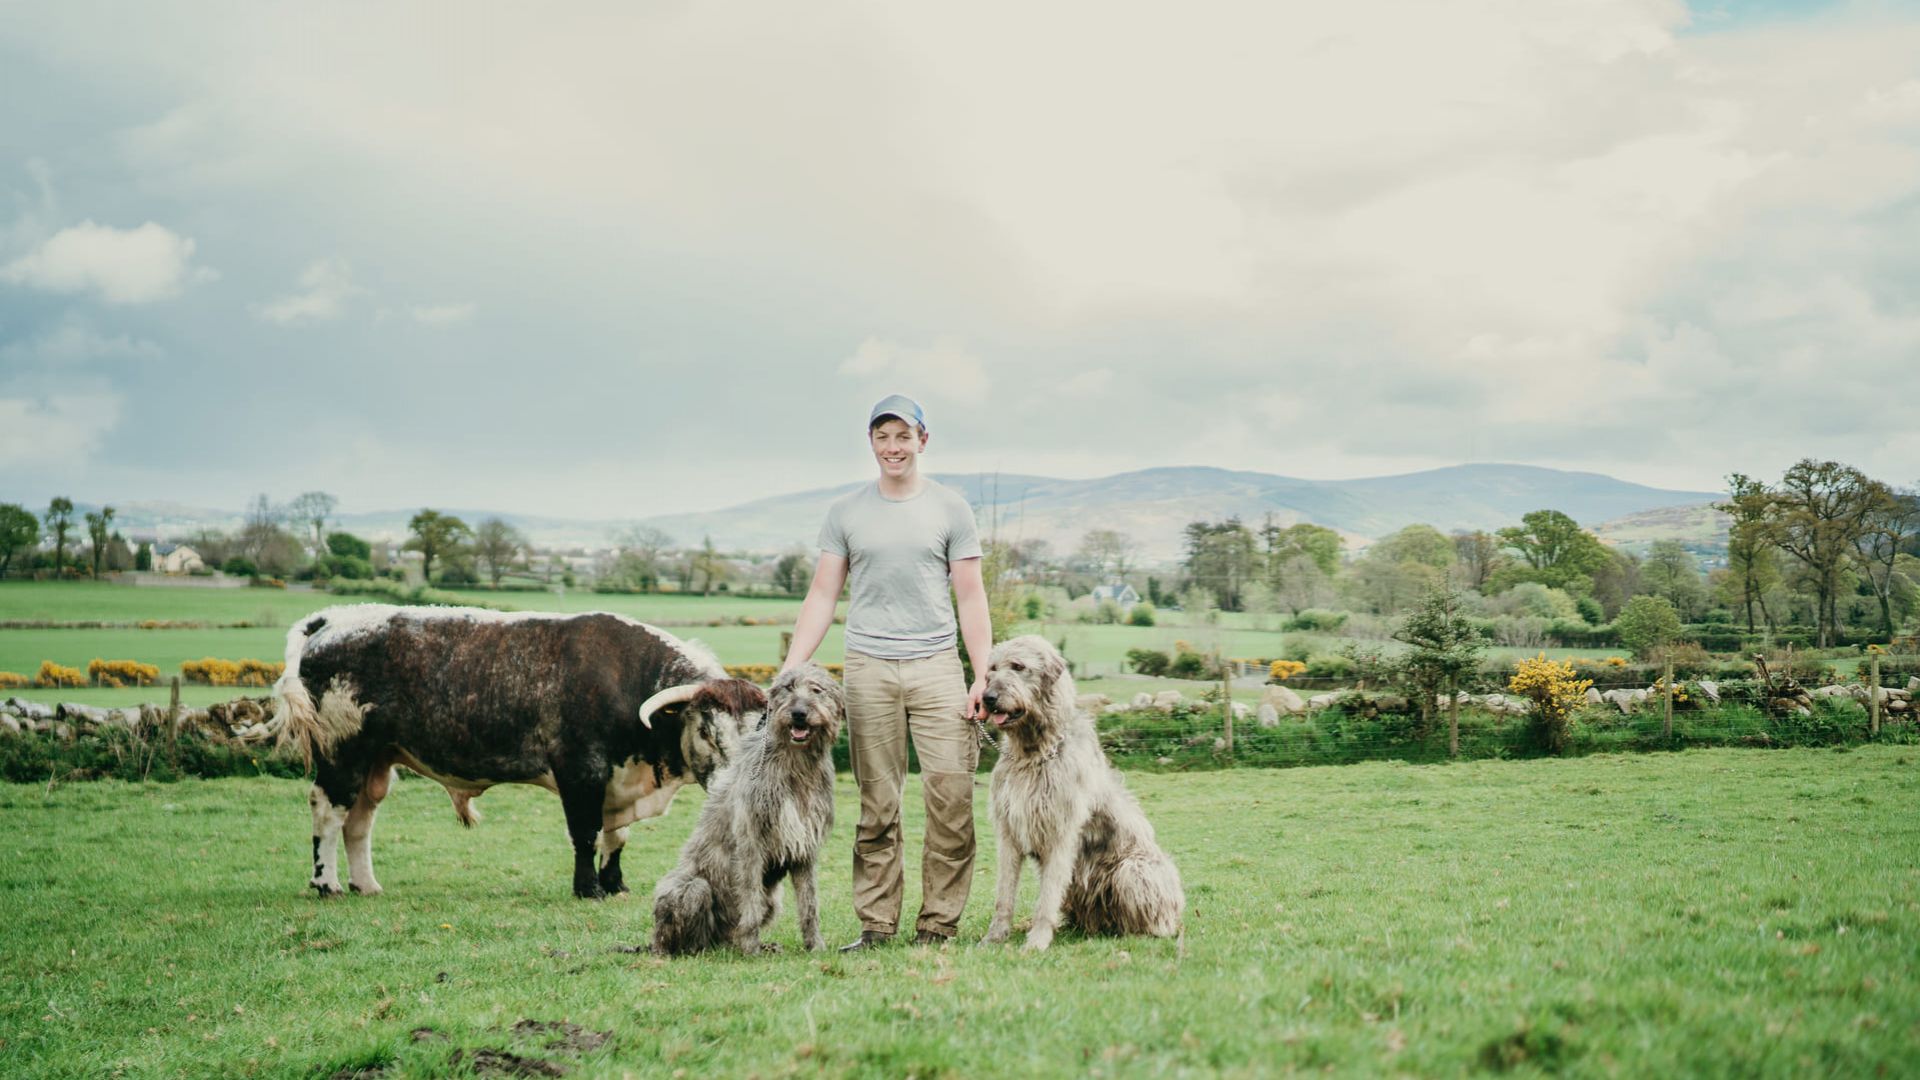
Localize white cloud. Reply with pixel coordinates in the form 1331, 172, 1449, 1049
0, 320, 163, 364
0, 220, 210, 304
1057, 368, 1113, 397
0, 394, 122, 468
255, 258, 363, 325
839, 338, 990, 406
410, 302, 475, 325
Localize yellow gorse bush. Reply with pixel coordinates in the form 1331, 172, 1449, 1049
1508, 653, 1593, 726
722, 664, 844, 685
0, 671, 30, 689
34, 661, 86, 689
1268, 659, 1308, 682
88, 658, 161, 688
182, 658, 286, 687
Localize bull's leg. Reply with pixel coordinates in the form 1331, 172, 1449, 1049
344, 766, 395, 896
307, 782, 350, 898
596, 825, 631, 895
559, 780, 609, 900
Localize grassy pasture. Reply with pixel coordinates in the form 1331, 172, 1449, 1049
2, 749, 1917, 1077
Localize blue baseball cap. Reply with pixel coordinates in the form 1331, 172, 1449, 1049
868, 394, 927, 431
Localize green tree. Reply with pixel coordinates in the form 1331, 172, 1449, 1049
84, 505, 115, 578
1495, 509, 1609, 592
1640, 540, 1708, 621
134, 540, 152, 572
1766, 460, 1892, 647
45, 496, 74, 576
1615, 595, 1684, 659
1451, 530, 1503, 591
0, 503, 39, 578
1261, 519, 1342, 579
472, 517, 528, 588
405, 509, 473, 583
611, 526, 673, 593
1076, 528, 1138, 581
1352, 524, 1454, 615
326, 532, 373, 560
1856, 486, 1920, 638
1393, 584, 1487, 757
690, 535, 729, 596
1183, 518, 1258, 611
1716, 473, 1778, 633
771, 550, 809, 595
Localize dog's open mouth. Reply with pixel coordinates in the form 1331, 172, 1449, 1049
788, 721, 812, 743
989, 709, 1022, 729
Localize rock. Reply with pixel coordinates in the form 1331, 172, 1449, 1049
1888, 699, 1911, 713
1696, 680, 1719, 704
1211, 737, 1227, 751
1811, 685, 1844, 698
1627, 688, 1649, 706
1602, 688, 1636, 715
1152, 691, 1184, 710
1907, 675, 1920, 694
1263, 684, 1307, 714
6, 697, 54, 721
1132, 692, 1154, 708
1584, 687, 1603, 705
0, 713, 19, 734
1230, 702, 1251, 720
1257, 704, 1281, 728
1308, 693, 1336, 711
1154, 756, 1173, 766
1373, 693, 1410, 713
1077, 694, 1112, 714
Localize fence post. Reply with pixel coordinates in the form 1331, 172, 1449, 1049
1663, 651, 1674, 742
1218, 650, 1233, 757
779, 631, 793, 666
1448, 676, 1460, 759
167, 676, 181, 770
1870, 651, 1881, 739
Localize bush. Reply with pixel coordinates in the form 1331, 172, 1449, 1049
182, 658, 285, 687
221, 556, 258, 578
1508, 653, 1593, 754
723, 664, 843, 683
1169, 649, 1211, 680
87, 659, 159, 688
1094, 600, 1124, 625
1285, 609, 1349, 633
1128, 602, 1156, 627
1268, 659, 1307, 682
1304, 653, 1356, 679
1023, 595, 1044, 620
34, 661, 85, 688
1126, 648, 1171, 677
0, 671, 29, 689
1576, 596, 1604, 625
1616, 596, 1683, 659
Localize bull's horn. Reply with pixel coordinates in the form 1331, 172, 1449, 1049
637, 683, 703, 728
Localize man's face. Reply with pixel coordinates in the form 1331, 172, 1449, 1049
869, 418, 928, 481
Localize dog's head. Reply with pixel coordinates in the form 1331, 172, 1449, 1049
768, 663, 844, 751
982, 635, 1075, 736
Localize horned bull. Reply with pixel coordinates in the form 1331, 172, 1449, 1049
271, 604, 765, 899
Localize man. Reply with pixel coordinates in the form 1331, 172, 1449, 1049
780, 394, 992, 950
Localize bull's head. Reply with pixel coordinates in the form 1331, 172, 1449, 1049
637, 677, 766, 786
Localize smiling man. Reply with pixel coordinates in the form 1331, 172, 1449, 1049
779, 394, 992, 950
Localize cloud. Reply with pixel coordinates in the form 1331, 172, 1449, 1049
410, 302, 475, 325
840, 338, 990, 407
254, 258, 363, 325
0, 320, 163, 364
0, 394, 122, 468
0, 220, 210, 303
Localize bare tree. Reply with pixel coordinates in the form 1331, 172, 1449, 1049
472, 517, 528, 588
1077, 528, 1138, 581
285, 491, 338, 556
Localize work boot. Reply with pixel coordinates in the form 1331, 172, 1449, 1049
912, 930, 950, 946
838, 930, 893, 953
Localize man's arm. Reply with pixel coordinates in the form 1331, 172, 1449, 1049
950, 556, 992, 719
782, 553, 848, 673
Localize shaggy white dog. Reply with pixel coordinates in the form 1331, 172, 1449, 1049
980, 636, 1184, 951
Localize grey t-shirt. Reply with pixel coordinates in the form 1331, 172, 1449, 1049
818, 480, 984, 660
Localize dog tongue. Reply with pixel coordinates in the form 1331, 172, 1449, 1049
990, 712, 1012, 727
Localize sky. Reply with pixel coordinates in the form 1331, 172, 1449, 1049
1, 0, 1916, 522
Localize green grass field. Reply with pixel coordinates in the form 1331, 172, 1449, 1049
3, 749, 1916, 1077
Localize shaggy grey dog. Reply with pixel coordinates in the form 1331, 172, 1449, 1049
981, 635, 1184, 951
650, 663, 842, 955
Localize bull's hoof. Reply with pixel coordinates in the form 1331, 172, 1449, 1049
596, 869, 628, 895
311, 882, 345, 898
573, 884, 608, 901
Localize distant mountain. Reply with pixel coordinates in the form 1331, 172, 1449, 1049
1590, 502, 1732, 557
636, 464, 1722, 562
65, 465, 1723, 562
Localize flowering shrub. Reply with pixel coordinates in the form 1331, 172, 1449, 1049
88, 659, 160, 688
722, 664, 843, 684
34, 661, 86, 689
1268, 659, 1307, 682
0, 671, 29, 689
182, 658, 286, 687
1508, 653, 1593, 754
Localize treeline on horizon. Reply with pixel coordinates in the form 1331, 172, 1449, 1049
3, 459, 1915, 652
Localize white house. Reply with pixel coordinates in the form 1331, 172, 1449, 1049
153, 543, 205, 575
1088, 582, 1141, 606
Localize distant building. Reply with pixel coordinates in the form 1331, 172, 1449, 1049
153, 543, 205, 575
1089, 582, 1141, 607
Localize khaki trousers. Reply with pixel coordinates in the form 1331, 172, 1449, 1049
844, 648, 979, 937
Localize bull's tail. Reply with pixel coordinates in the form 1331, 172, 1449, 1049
273, 614, 368, 766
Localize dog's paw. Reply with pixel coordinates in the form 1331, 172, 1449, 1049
1022, 928, 1054, 952
980, 925, 1010, 945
